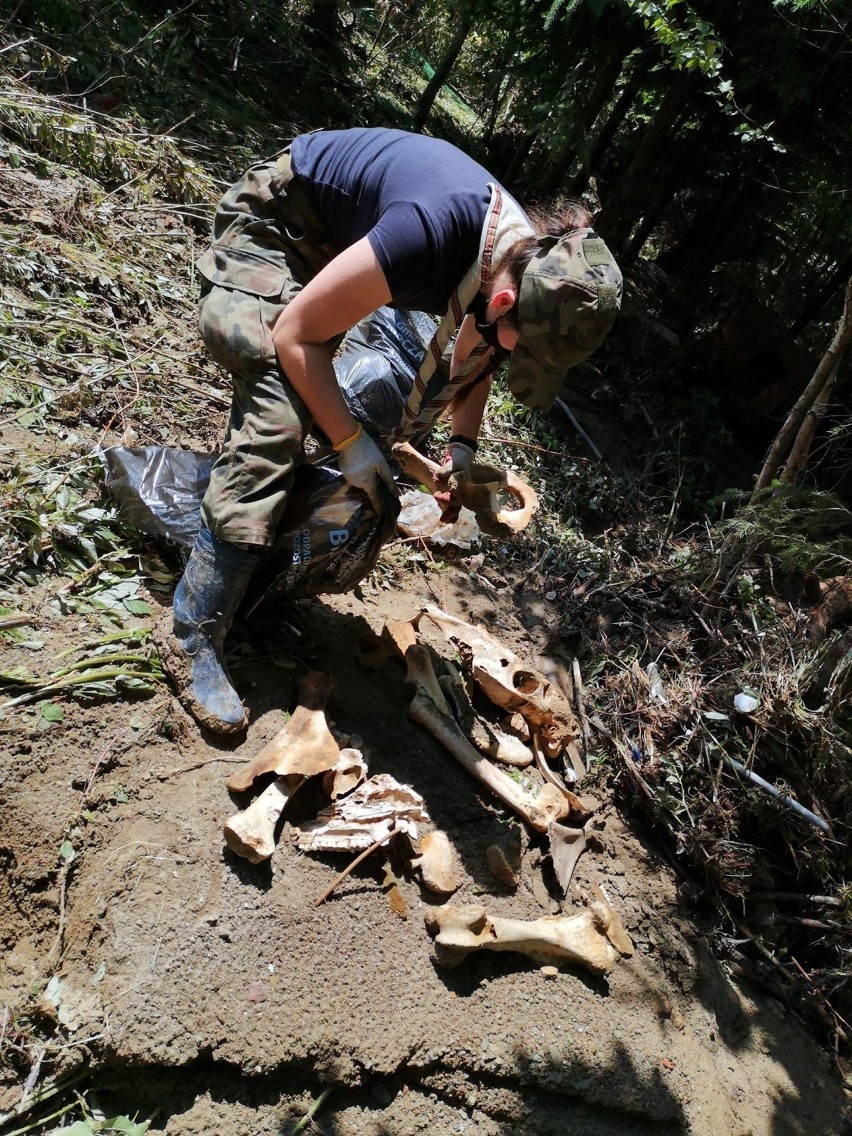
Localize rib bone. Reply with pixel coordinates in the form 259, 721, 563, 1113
426, 893, 633, 976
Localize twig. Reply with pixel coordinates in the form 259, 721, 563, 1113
2, 666, 165, 709
314, 827, 402, 907
157, 756, 241, 780
571, 657, 592, 768
287, 1086, 334, 1136
487, 435, 591, 461
750, 891, 842, 909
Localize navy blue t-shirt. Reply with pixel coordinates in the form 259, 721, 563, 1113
291, 128, 493, 315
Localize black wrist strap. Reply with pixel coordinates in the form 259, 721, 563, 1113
449, 434, 478, 452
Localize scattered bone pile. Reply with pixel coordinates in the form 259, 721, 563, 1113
223, 608, 633, 977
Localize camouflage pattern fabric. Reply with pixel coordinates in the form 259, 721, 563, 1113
508, 228, 622, 410
196, 152, 338, 548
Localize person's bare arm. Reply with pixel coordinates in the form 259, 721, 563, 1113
450, 374, 491, 440
271, 237, 392, 445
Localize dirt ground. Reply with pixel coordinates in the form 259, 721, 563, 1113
1, 553, 847, 1136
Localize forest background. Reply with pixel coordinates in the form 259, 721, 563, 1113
1, 0, 852, 1118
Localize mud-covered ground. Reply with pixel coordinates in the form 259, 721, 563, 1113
1, 551, 847, 1135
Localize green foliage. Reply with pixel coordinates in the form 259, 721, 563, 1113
722, 484, 852, 575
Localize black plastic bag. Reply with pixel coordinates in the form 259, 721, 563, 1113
100, 446, 398, 611
334, 306, 442, 436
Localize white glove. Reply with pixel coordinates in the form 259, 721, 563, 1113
335, 424, 396, 513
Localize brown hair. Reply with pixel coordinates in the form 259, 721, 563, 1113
493, 200, 592, 328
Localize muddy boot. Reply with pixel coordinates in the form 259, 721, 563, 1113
157, 528, 260, 734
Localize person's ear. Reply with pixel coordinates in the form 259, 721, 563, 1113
489, 287, 516, 318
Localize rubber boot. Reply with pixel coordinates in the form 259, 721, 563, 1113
160, 528, 259, 734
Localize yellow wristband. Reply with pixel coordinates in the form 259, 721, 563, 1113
334, 423, 363, 452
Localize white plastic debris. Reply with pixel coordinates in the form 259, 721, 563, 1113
734, 691, 759, 714
397, 489, 480, 550
646, 661, 668, 702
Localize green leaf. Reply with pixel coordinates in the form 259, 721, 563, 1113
41, 702, 64, 722
59, 840, 76, 862
104, 1117, 150, 1135
123, 598, 152, 615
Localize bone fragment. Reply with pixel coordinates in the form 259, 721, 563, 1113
502, 713, 530, 742
411, 830, 463, 895
548, 822, 587, 894
226, 672, 339, 792
426, 894, 633, 975
405, 644, 568, 833
223, 774, 303, 863
486, 844, 519, 888
589, 884, 634, 957
294, 774, 429, 852
321, 747, 368, 800
391, 441, 537, 538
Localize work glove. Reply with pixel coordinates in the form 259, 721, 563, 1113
437, 435, 477, 479
335, 424, 396, 514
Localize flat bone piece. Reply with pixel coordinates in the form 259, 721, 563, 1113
223, 774, 303, 863
321, 747, 368, 800
405, 644, 568, 833
486, 844, 519, 888
426, 896, 633, 975
226, 672, 339, 792
411, 830, 463, 895
548, 821, 587, 894
391, 442, 537, 537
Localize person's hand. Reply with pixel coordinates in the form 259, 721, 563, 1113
437, 439, 476, 479
335, 424, 396, 513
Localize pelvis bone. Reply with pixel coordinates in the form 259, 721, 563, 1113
426, 889, 633, 976
391, 441, 537, 538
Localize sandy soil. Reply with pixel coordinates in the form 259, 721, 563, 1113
1, 558, 847, 1136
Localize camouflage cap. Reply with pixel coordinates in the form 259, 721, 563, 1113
507, 229, 622, 409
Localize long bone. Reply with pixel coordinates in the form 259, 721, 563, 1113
405, 643, 569, 833
426, 890, 634, 976
391, 441, 537, 538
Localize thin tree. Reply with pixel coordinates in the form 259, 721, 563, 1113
752, 279, 852, 497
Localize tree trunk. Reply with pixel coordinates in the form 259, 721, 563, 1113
595, 71, 696, 254
568, 61, 645, 198
412, 14, 473, 133
752, 278, 852, 496
544, 53, 624, 196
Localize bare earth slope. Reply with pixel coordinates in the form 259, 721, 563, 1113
1, 571, 845, 1135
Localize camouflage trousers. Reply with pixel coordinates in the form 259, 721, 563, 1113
196, 148, 340, 548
